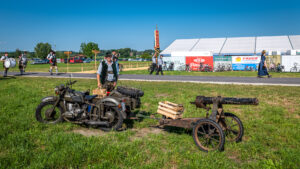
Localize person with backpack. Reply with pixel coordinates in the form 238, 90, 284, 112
97, 53, 119, 92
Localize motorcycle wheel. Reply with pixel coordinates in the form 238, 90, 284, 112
35, 101, 64, 124
99, 106, 124, 131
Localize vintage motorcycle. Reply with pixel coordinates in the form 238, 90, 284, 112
35, 80, 144, 131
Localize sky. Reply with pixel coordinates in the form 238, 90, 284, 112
0, 0, 300, 52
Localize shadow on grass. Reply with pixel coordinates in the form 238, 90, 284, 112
0, 76, 16, 80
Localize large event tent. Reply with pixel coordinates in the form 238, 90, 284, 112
161, 35, 300, 55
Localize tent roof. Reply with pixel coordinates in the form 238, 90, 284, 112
161, 35, 298, 55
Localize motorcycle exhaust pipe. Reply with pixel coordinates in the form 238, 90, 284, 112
84, 121, 109, 127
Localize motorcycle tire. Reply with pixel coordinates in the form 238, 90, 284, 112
99, 106, 124, 131
116, 86, 144, 97
35, 101, 64, 124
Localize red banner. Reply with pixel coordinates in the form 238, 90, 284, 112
186, 56, 214, 71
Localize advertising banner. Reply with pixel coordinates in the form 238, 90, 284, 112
214, 56, 232, 62
232, 56, 260, 71
266, 55, 281, 65
163, 56, 186, 71
186, 56, 214, 71
281, 55, 300, 72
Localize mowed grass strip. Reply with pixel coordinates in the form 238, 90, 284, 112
122, 70, 300, 78
0, 61, 150, 73
0, 77, 299, 168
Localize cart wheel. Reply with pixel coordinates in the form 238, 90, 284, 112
192, 119, 225, 152
223, 113, 244, 142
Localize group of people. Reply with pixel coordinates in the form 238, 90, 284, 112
149, 53, 164, 75
0, 52, 28, 77
1, 50, 271, 93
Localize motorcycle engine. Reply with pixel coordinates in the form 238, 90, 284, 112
64, 103, 85, 119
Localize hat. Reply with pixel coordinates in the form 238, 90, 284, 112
105, 53, 112, 57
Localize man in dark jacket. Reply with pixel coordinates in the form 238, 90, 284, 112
97, 53, 119, 92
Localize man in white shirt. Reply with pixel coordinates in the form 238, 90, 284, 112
97, 53, 119, 92
46, 51, 58, 75
156, 55, 163, 75
0, 52, 9, 77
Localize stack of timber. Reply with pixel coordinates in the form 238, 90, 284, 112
157, 101, 184, 119
92, 88, 107, 99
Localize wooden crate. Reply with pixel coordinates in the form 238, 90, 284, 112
92, 88, 107, 99
157, 101, 184, 119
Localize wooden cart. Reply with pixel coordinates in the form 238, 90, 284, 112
157, 96, 258, 152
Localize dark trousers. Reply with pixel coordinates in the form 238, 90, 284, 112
103, 81, 115, 92
156, 65, 163, 75
150, 63, 157, 75
3, 68, 9, 77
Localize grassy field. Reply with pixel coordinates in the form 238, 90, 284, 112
0, 61, 150, 73
122, 70, 300, 78
1, 61, 300, 78
0, 77, 300, 168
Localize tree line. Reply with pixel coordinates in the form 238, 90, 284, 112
0, 42, 155, 59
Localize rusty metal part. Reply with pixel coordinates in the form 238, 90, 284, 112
159, 118, 202, 129
191, 96, 259, 107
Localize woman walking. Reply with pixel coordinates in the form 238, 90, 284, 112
258, 50, 271, 78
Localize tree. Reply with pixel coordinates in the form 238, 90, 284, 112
56, 51, 67, 59
34, 43, 52, 59
15, 49, 22, 58
80, 42, 99, 58
140, 52, 151, 59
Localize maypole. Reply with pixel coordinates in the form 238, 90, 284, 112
154, 25, 160, 64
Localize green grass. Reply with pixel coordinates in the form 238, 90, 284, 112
121, 70, 300, 78
0, 77, 300, 168
0, 61, 150, 73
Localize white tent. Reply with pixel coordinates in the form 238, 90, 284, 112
161, 35, 299, 55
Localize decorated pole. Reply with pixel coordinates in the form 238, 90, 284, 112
92, 50, 100, 70
154, 25, 160, 64
64, 51, 72, 73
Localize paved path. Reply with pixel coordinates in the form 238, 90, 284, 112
3, 72, 300, 86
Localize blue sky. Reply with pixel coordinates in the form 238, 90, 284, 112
0, 0, 299, 51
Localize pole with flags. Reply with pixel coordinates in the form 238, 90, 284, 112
154, 25, 160, 65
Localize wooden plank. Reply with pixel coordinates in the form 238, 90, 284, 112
159, 102, 184, 112
159, 102, 180, 111
157, 110, 180, 119
165, 101, 179, 106
158, 106, 182, 115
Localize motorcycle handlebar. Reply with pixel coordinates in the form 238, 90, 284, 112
67, 80, 77, 86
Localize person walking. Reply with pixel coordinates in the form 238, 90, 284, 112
97, 53, 119, 92
258, 50, 271, 78
0, 52, 9, 77
156, 55, 163, 75
18, 52, 27, 75
47, 51, 58, 75
149, 53, 157, 75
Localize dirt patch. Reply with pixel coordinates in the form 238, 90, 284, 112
130, 128, 164, 141
71, 128, 106, 137
155, 93, 170, 98
227, 151, 241, 163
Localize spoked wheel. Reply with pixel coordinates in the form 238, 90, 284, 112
99, 106, 124, 131
220, 113, 244, 142
192, 119, 225, 152
35, 101, 64, 124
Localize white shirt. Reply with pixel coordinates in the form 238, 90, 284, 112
0, 56, 8, 61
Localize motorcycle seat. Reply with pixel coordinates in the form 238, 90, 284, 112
85, 95, 98, 101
